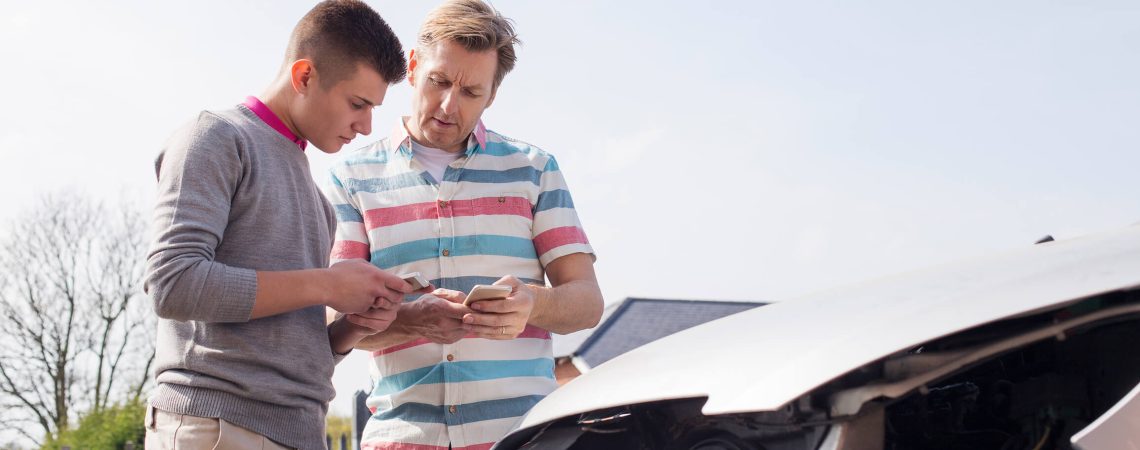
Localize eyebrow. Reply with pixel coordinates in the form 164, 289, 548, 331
354, 95, 378, 107
429, 71, 488, 93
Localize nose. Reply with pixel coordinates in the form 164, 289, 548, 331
354, 109, 372, 136
440, 87, 459, 116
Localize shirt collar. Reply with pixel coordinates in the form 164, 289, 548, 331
393, 117, 487, 159
242, 96, 307, 151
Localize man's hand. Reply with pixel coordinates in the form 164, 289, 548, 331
328, 282, 436, 353
462, 275, 535, 339
324, 260, 412, 314
342, 282, 436, 336
396, 290, 472, 344
328, 308, 395, 354
343, 306, 400, 335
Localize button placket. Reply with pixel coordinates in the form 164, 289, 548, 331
438, 197, 453, 258
435, 181, 455, 281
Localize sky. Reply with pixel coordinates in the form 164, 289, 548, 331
1, 0, 1138, 432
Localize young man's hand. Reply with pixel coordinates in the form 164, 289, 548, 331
342, 305, 400, 334
342, 284, 437, 335
461, 275, 536, 339
324, 260, 412, 314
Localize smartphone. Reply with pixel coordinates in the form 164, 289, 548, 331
464, 284, 513, 306
399, 272, 430, 291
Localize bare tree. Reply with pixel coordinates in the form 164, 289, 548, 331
0, 194, 154, 445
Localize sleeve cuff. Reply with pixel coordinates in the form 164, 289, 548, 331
539, 244, 596, 268
213, 266, 258, 322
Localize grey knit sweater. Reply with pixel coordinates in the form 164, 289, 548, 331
144, 104, 338, 450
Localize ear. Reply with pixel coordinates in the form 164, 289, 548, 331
290, 59, 316, 95
407, 49, 418, 87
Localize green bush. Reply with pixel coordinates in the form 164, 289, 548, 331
326, 414, 353, 446
42, 401, 145, 450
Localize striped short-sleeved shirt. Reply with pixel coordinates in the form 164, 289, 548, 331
325, 119, 594, 450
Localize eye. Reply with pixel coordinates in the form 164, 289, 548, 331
351, 102, 365, 110
463, 88, 481, 98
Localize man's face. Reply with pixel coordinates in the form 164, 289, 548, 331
294, 62, 388, 154
407, 40, 499, 153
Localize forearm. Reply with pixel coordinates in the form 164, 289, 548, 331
328, 316, 373, 355
528, 279, 603, 334
250, 269, 331, 319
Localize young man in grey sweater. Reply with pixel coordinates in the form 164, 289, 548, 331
143, 2, 415, 448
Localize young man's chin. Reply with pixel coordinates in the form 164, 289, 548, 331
314, 141, 345, 154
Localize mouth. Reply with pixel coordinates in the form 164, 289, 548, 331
431, 117, 455, 127
339, 136, 352, 145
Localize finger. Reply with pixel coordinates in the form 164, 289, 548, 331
493, 275, 521, 288
462, 323, 508, 339
432, 289, 467, 303
444, 304, 475, 318
379, 271, 414, 293
371, 295, 400, 310
368, 301, 400, 315
356, 306, 399, 320
461, 312, 511, 328
377, 288, 408, 305
468, 298, 513, 313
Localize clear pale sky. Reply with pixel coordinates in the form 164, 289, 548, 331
1, 0, 1138, 423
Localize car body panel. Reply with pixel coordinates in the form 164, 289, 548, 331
1071, 379, 1140, 449
512, 225, 1140, 432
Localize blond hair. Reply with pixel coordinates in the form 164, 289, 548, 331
418, 0, 520, 88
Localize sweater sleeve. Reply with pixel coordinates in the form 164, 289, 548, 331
143, 112, 258, 323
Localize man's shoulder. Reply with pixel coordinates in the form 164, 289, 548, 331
482, 129, 558, 168
168, 106, 267, 151
160, 109, 251, 162
331, 137, 398, 172
173, 108, 239, 138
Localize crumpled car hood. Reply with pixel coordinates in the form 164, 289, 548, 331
514, 225, 1140, 432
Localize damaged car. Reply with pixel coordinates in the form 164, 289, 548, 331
495, 225, 1140, 450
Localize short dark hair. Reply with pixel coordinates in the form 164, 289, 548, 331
285, 0, 407, 86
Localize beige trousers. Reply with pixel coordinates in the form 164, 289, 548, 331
144, 405, 294, 450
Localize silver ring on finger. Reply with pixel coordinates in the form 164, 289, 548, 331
500, 325, 506, 336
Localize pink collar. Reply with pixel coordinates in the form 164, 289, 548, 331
242, 96, 307, 151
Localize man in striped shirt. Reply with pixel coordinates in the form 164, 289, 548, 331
324, 1, 603, 448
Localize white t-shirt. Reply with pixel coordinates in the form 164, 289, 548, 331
411, 140, 464, 183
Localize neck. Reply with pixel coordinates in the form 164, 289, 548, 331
260, 77, 303, 139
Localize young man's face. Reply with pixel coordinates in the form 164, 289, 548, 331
406, 40, 499, 153
294, 63, 388, 154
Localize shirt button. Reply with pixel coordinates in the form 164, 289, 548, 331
498, 196, 506, 203
442, 249, 450, 257
446, 354, 454, 362
439, 200, 449, 208
449, 405, 457, 414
